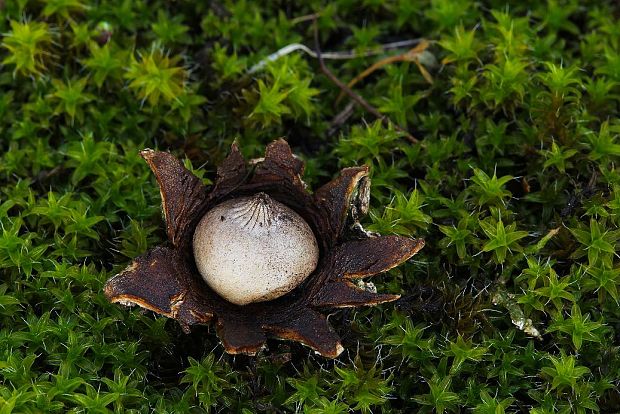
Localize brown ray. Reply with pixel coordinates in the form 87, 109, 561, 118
314, 166, 370, 242
263, 309, 343, 358
140, 149, 208, 247
333, 236, 425, 279
210, 142, 248, 199
250, 139, 306, 193
216, 316, 266, 355
311, 280, 400, 308
104, 246, 214, 330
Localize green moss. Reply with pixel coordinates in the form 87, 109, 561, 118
1, 0, 619, 412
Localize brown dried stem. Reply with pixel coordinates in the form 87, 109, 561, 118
334, 40, 433, 106
312, 20, 419, 144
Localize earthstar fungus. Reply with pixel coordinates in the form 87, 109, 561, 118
104, 139, 424, 358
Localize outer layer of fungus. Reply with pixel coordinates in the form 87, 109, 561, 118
104, 140, 424, 358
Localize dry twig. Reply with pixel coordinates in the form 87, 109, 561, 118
327, 101, 356, 137
334, 40, 434, 106
247, 38, 427, 74
312, 20, 419, 144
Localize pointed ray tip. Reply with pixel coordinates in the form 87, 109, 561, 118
259, 138, 305, 176
335, 342, 344, 356
103, 265, 137, 300
397, 236, 426, 263
139, 148, 155, 160
317, 341, 344, 358
339, 165, 370, 186
399, 236, 425, 253
412, 237, 425, 251
103, 278, 115, 299
265, 138, 294, 155
272, 137, 290, 146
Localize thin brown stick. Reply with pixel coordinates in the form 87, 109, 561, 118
327, 101, 356, 137
334, 40, 433, 105
312, 20, 419, 144
291, 12, 321, 25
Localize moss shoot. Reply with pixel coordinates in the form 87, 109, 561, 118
0, 0, 619, 412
